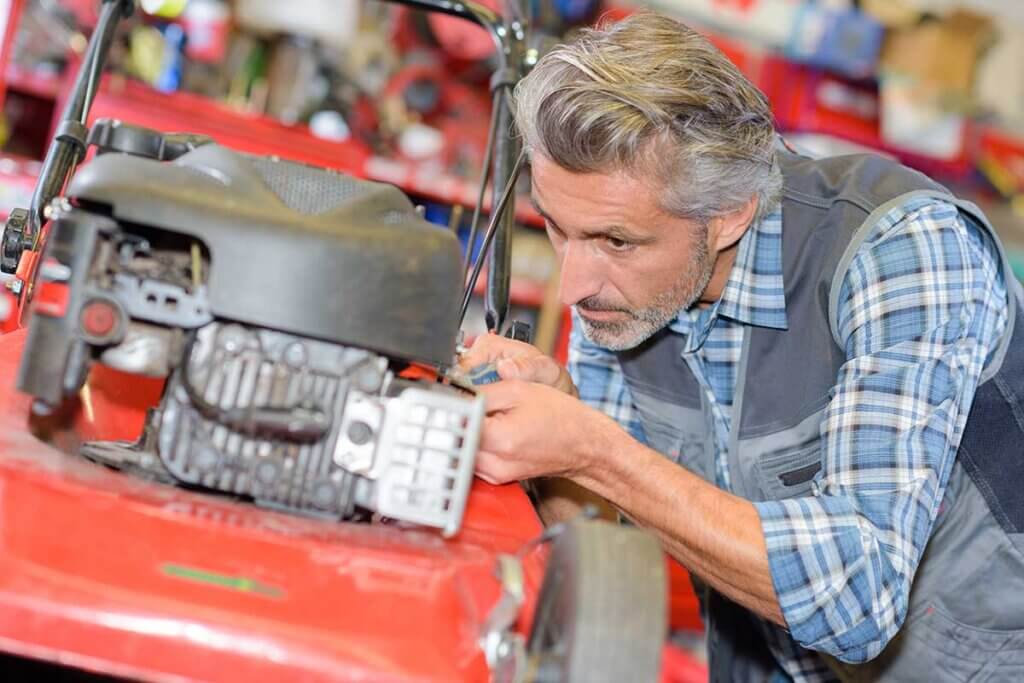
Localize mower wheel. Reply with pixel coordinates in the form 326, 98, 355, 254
526, 520, 667, 683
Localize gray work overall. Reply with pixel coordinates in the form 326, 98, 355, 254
618, 152, 1024, 681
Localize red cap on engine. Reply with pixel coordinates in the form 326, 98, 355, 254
80, 299, 120, 339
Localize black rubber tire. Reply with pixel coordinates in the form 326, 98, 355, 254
527, 520, 668, 683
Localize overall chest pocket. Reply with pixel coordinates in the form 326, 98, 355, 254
753, 436, 822, 500
628, 385, 715, 483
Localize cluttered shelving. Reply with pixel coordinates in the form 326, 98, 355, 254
0, 0, 568, 352
3, 0, 1024, 357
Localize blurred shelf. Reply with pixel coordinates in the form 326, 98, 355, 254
4, 64, 62, 100
0, 152, 41, 221
80, 75, 547, 229
365, 155, 544, 229
471, 270, 547, 308
0, 62, 550, 227
85, 75, 370, 174
7, 1, 1024, 202
757, 54, 975, 180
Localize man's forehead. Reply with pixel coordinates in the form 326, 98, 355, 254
532, 161, 645, 207
531, 161, 671, 228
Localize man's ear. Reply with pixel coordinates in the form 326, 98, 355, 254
709, 195, 758, 253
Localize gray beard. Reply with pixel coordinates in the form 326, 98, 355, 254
575, 237, 715, 352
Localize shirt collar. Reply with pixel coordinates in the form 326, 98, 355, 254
668, 204, 788, 350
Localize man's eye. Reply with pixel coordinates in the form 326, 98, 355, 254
606, 236, 634, 252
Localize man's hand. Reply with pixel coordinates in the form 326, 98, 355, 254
474, 377, 785, 626
460, 334, 577, 396
473, 380, 618, 485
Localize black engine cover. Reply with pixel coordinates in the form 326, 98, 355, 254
66, 145, 462, 366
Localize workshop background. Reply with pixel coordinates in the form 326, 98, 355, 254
0, 0, 1021, 674
1, 0, 1024, 354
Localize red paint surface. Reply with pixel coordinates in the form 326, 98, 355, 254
79, 298, 118, 337
661, 643, 709, 683
0, 328, 550, 681
0, 289, 18, 334
34, 280, 70, 318
0, 327, 707, 680
427, 0, 501, 62
0, 8, 705, 670
979, 124, 1024, 194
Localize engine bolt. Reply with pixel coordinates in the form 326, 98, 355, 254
255, 460, 278, 484
312, 482, 336, 509
219, 325, 247, 354
30, 399, 53, 417
80, 298, 121, 339
355, 365, 383, 392
284, 342, 307, 368
195, 445, 220, 472
347, 420, 374, 445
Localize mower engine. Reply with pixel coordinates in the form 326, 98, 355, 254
17, 120, 482, 536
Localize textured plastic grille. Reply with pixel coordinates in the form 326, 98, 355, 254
153, 323, 481, 534
250, 156, 369, 215
376, 388, 484, 537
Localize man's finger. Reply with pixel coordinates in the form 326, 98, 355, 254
460, 333, 541, 370
479, 413, 521, 455
474, 462, 502, 485
495, 355, 562, 386
474, 450, 515, 485
476, 380, 527, 413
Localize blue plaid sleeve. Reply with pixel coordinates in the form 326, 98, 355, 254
754, 199, 1010, 663
566, 311, 647, 444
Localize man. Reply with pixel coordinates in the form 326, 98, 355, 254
460, 11, 1024, 683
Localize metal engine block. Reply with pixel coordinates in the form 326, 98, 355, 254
86, 322, 483, 536
171, 322, 481, 532
18, 139, 483, 536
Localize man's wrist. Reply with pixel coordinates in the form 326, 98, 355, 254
570, 408, 633, 489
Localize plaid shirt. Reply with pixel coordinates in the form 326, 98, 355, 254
568, 197, 1009, 681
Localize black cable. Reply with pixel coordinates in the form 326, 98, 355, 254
458, 148, 526, 328
180, 332, 330, 443
27, 0, 125, 247
79, 42, 105, 126
463, 87, 503, 281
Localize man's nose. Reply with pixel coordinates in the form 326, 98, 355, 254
558, 242, 601, 307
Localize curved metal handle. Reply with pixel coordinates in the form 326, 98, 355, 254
392, 0, 522, 56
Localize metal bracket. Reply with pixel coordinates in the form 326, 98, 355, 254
503, 320, 532, 343
88, 119, 214, 161
55, 120, 89, 160
333, 390, 385, 476
0, 208, 30, 274
480, 554, 528, 683
111, 273, 213, 328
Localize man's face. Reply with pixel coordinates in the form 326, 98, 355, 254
530, 154, 717, 351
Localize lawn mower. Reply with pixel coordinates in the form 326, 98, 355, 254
0, 1, 678, 681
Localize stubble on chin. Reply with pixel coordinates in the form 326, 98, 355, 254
577, 240, 715, 352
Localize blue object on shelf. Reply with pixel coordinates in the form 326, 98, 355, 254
423, 202, 451, 227
786, 6, 884, 80
552, 0, 601, 25
155, 23, 186, 93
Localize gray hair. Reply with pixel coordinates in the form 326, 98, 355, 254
514, 12, 782, 224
